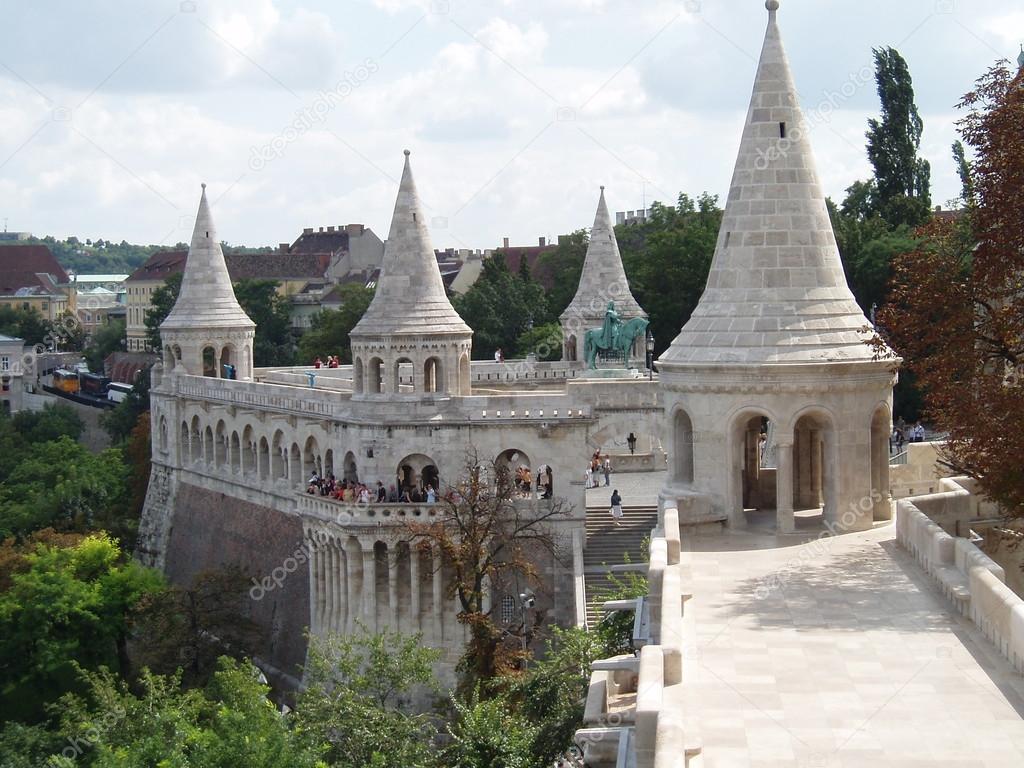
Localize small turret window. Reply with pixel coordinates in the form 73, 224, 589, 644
412, 213, 416, 222
779, 122, 786, 138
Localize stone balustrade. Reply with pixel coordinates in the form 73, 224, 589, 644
896, 478, 1024, 674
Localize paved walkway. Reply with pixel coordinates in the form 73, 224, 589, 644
681, 524, 1024, 768
584, 469, 666, 508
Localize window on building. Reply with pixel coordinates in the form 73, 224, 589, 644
42, 302, 48, 311
0, 356, 8, 372
500, 595, 516, 625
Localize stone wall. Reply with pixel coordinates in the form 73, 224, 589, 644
163, 482, 310, 685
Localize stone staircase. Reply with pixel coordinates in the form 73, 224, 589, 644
583, 504, 658, 627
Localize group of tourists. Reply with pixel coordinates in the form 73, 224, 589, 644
304, 472, 438, 504
312, 356, 341, 369
509, 464, 554, 499
890, 420, 927, 453
585, 450, 612, 488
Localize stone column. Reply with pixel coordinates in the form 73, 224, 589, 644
362, 542, 377, 632
334, 545, 345, 634
388, 548, 399, 631
776, 440, 795, 534
409, 545, 421, 633
309, 538, 321, 636
432, 545, 443, 641
327, 542, 338, 634
811, 429, 823, 508
345, 543, 358, 635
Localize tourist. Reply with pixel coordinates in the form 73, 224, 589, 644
584, 463, 593, 489
328, 356, 339, 369
425, 484, 437, 503
627, 432, 637, 455
376, 481, 386, 502
603, 457, 612, 486
610, 489, 623, 526
387, 484, 398, 503
357, 485, 371, 504
913, 423, 925, 442
544, 466, 553, 499
313, 356, 322, 369
494, 347, 504, 363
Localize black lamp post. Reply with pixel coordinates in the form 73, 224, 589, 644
646, 330, 655, 380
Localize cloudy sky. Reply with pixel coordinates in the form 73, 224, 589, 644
0, 0, 1020, 251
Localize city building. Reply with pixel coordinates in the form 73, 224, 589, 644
0, 333, 25, 414
0, 244, 76, 321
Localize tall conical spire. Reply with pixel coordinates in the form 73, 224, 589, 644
561, 186, 645, 324
162, 184, 254, 330
351, 151, 471, 337
660, 0, 875, 366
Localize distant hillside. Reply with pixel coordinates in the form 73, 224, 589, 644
24, 235, 273, 274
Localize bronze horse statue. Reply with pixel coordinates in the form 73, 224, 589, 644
584, 316, 649, 369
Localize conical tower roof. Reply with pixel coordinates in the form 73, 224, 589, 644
162, 184, 254, 331
351, 151, 471, 337
561, 187, 645, 323
660, 0, 874, 367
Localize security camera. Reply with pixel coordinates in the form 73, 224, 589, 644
519, 588, 536, 609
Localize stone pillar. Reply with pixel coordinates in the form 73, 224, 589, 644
334, 545, 345, 634
409, 545, 421, 633
776, 440, 795, 534
388, 548, 399, 631
327, 542, 338, 634
345, 543, 358, 635
309, 539, 321, 636
432, 545, 443, 641
362, 542, 377, 632
811, 429, 823, 508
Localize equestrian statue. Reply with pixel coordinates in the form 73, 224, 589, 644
583, 301, 649, 369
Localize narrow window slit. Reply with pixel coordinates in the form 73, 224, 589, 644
779, 121, 787, 138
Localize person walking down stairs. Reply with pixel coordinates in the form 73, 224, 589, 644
610, 489, 623, 526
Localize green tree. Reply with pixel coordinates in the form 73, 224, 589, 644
453, 255, 548, 359
233, 279, 294, 366
443, 687, 537, 768
514, 322, 562, 361
296, 284, 375, 364
0, 532, 164, 722
101, 369, 150, 444
534, 230, 588, 320
864, 46, 932, 226
618, 194, 722, 357
144, 272, 182, 350
47, 658, 325, 768
0, 305, 50, 345
295, 628, 441, 767
84, 319, 125, 372
0, 437, 128, 539
952, 139, 975, 207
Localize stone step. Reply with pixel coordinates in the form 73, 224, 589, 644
582, 505, 656, 628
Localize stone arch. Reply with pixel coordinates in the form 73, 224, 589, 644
258, 435, 270, 480
323, 448, 335, 481
271, 430, 286, 480
672, 406, 694, 485
393, 356, 413, 394
783, 405, 840, 532
342, 451, 358, 484
368, 356, 384, 394
215, 420, 227, 468
163, 345, 174, 370
353, 357, 364, 394
172, 344, 182, 363
397, 453, 439, 495
565, 334, 577, 362
725, 407, 779, 527
423, 356, 443, 394
459, 352, 471, 394
190, 415, 202, 464
230, 431, 241, 474
496, 448, 531, 496
179, 420, 189, 463
870, 403, 892, 521
158, 415, 169, 453
203, 425, 213, 466
202, 345, 217, 377
220, 343, 236, 379
303, 435, 321, 479
241, 424, 256, 476
289, 442, 301, 484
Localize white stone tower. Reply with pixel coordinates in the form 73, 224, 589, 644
560, 187, 647, 363
350, 151, 473, 397
657, 0, 897, 533
161, 184, 256, 380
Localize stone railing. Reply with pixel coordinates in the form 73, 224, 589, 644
575, 506, 701, 768
296, 494, 443, 528
896, 478, 1024, 673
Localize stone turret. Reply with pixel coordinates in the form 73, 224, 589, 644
560, 187, 646, 364
657, 0, 897, 534
350, 150, 473, 397
161, 184, 255, 380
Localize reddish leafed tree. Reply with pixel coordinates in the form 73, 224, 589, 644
878, 62, 1024, 513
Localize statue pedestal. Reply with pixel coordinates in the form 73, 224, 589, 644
579, 367, 642, 380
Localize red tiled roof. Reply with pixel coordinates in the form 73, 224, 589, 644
0, 244, 71, 296
127, 250, 328, 284
496, 245, 558, 290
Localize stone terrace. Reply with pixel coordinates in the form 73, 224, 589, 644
680, 524, 1024, 767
